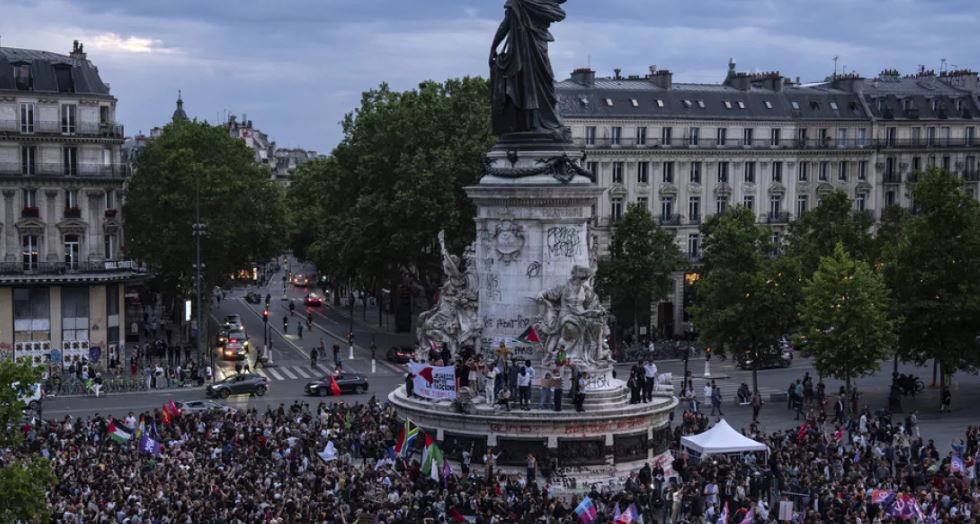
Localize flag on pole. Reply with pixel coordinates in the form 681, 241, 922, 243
168, 400, 181, 418
394, 420, 420, 458
135, 416, 145, 441
951, 454, 966, 474
139, 433, 161, 456
870, 489, 895, 505
107, 420, 132, 443
574, 496, 598, 523
716, 502, 730, 524
161, 404, 172, 426
739, 505, 755, 524
612, 503, 621, 522
517, 325, 541, 345
420, 434, 445, 479
616, 503, 640, 523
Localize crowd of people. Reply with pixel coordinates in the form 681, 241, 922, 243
4, 389, 977, 523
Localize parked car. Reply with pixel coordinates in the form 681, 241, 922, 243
176, 400, 237, 413
223, 314, 243, 331
244, 291, 262, 304
304, 293, 323, 307
221, 330, 249, 360
385, 346, 415, 364
736, 346, 793, 370
304, 373, 369, 396
206, 373, 269, 399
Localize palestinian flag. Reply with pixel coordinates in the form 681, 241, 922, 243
394, 419, 420, 458
107, 420, 132, 443
420, 433, 445, 480
517, 325, 541, 344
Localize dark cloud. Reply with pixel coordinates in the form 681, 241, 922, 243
3, 0, 978, 152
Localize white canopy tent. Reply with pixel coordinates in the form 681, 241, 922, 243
680, 419, 769, 458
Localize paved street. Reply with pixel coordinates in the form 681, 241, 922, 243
36, 260, 978, 452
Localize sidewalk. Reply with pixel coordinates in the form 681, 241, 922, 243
321, 297, 415, 340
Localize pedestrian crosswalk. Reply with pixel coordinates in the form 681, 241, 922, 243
666, 376, 781, 404
215, 361, 404, 382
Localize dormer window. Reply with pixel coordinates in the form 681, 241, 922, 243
830, 102, 839, 110
902, 99, 913, 112
630, 99, 639, 108
605, 98, 614, 107
683, 100, 693, 108
13, 63, 32, 90
656, 99, 665, 108
791, 101, 800, 110
737, 101, 745, 109
724, 101, 732, 109
810, 101, 820, 110
697, 100, 705, 108
764, 101, 773, 109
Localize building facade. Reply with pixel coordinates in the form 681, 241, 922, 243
272, 147, 321, 185
0, 42, 145, 367
557, 63, 980, 338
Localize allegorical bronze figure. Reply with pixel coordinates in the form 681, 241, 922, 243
490, 0, 568, 141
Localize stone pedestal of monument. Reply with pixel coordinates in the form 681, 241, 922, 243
391, 141, 678, 491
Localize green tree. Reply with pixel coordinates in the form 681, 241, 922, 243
889, 167, 980, 403
285, 78, 494, 309
796, 243, 894, 404
785, 190, 874, 276
124, 119, 286, 306
0, 359, 55, 522
596, 203, 685, 342
691, 206, 795, 392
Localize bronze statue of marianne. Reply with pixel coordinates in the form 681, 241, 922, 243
490, 0, 569, 141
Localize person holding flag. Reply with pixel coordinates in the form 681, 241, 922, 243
574, 496, 598, 523
393, 419, 420, 458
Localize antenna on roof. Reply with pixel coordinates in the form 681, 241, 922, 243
940, 58, 947, 74
832, 56, 839, 78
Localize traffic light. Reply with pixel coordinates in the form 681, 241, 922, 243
262, 309, 269, 323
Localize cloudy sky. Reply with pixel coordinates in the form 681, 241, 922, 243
5, 0, 978, 152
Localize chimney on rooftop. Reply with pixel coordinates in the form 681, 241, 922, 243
648, 68, 673, 90
831, 73, 865, 94
570, 67, 596, 87
69, 40, 87, 59
614, 68, 622, 80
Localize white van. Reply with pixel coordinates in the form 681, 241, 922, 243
12, 382, 42, 411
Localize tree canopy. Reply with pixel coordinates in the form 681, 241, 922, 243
0, 360, 54, 522
596, 203, 685, 340
887, 167, 980, 381
797, 243, 894, 397
285, 78, 494, 302
690, 206, 796, 391
124, 120, 286, 300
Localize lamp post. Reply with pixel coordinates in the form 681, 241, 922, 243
192, 175, 209, 377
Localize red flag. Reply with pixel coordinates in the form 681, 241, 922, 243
796, 424, 807, 444
448, 507, 466, 523
328, 375, 342, 396
168, 400, 181, 418
161, 404, 171, 426
517, 325, 541, 344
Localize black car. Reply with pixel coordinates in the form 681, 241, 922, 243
304, 373, 369, 396
206, 373, 269, 399
736, 347, 793, 370
385, 346, 415, 364
244, 291, 262, 304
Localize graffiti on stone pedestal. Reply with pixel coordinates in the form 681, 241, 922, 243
484, 273, 502, 302
526, 261, 542, 278
582, 373, 611, 391
546, 226, 582, 258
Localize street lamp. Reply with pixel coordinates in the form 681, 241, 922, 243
192, 174, 209, 377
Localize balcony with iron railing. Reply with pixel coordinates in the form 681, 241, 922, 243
964, 170, 980, 182
0, 162, 130, 178
0, 120, 124, 139
658, 214, 682, 226
577, 137, 876, 150
766, 211, 791, 224
578, 135, 980, 151
882, 172, 902, 184
875, 137, 978, 149
0, 260, 146, 277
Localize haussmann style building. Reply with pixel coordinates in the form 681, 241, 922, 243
556, 61, 980, 338
0, 41, 147, 368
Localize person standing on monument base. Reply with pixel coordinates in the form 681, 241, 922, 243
643, 359, 658, 403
